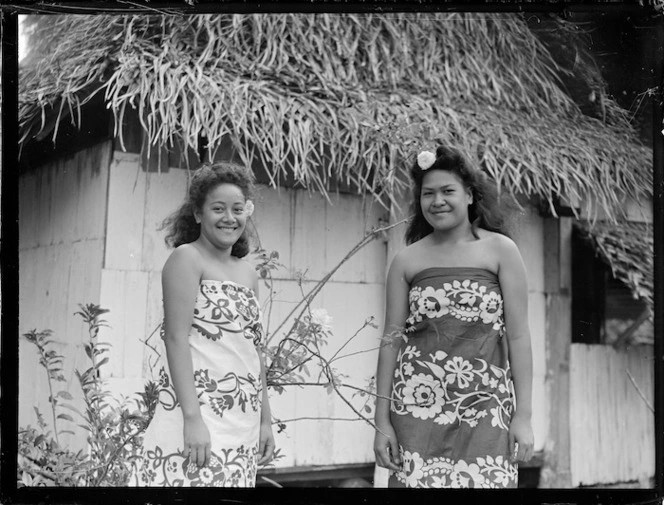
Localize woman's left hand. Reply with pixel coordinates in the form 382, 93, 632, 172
509, 413, 534, 463
257, 421, 276, 466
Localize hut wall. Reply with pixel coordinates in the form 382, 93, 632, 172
510, 207, 549, 455
18, 140, 113, 449
98, 151, 388, 470
569, 344, 654, 486
18, 143, 558, 478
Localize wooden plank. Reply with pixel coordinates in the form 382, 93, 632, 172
385, 191, 410, 267
570, 344, 655, 486
322, 282, 383, 465
19, 242, 90, 451
543, 217, 561, 295
143, 271, 165, 379
539, 217, 573, 488
141, 167, 188, 272
18, 169, 38, 249
250, 185, 294, 272
39, 160, 56, 246
323, 193, 386, 285
49, 155, 79, 245
512, 206, 545, 294
291, 384, 336, 466
290, 191, 329, 281
72, 141, 112, 242
512, 207, 548, 455
258, 462, 374, 484
98, 268, 149, 379
559, 218, 572, 293
20, 142, 111, 249
104, 151, 146, 271
66, 239, 105, 345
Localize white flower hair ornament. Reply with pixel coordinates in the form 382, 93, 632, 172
417, 151, 436, 171
244, 200, 255, 217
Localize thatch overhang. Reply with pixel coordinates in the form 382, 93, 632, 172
574, 220, 654, 312
19, 13, 652, 221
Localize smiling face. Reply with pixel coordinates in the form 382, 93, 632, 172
194, 183, 248, 252
420, 170, 473, 232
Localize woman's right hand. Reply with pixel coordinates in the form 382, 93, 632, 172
373, 421, 401, 471
183, 414, 211, 467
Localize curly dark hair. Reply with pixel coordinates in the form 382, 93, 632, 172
161, 162, 256, 258
405, 145, 510, 245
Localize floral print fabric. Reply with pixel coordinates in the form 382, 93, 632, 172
132, 280, 263, 487
389, 267, 518, 488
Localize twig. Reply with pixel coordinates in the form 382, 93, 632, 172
329, 345, 384, 363
267, 336, 319, 383
272, 338, 379, 431
626, 369, 654, 413
273, 381, 394, 403
92, 428, 142, 486
613, 309, 650, 349
268, 219, 407, 343
275, 416, 367, 423
327, 317, 376, 364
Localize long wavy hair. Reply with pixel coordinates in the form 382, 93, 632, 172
405, 145, 510, 245
161, 162, 256, 258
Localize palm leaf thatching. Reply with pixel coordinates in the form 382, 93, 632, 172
19, 13, 651, 219
574, 220, 654, 311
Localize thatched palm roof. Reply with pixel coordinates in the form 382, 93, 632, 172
20, 13, 651, 220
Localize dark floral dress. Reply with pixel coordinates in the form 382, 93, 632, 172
389, 268, 518, 488
133, 280, 263, 487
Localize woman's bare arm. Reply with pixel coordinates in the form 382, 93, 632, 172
374, 250, 410, 471
161, 245, 211, 467
496, 235, 534, 463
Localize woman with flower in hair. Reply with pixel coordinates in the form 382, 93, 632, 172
373, 146, 533, 488
134, 162, 274, 487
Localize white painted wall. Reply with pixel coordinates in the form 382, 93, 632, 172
570, 344, 654, 486
19, 145, 555, 481
18, 141, 112, 449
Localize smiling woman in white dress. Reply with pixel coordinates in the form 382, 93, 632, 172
133, 162, 275, 487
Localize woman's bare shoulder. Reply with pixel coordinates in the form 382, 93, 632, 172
163, 243, 202, 278
236, 256, 259, 284
477, 229, 517, 249
391, 240, 427, 283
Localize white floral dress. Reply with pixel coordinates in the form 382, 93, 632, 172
133, 280, 264, 487
389, 267, 518, 488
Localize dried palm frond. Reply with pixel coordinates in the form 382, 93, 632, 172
19, 13, 652, 220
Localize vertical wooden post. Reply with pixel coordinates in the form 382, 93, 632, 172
539, 216, 573, 488
651, 16, 664, 493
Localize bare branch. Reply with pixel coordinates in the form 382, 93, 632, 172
626, 369, 654, 413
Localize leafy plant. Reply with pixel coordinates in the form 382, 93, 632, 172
254, 219, 407, 430
18, 304, 158, 487
18, 218, 406, 487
